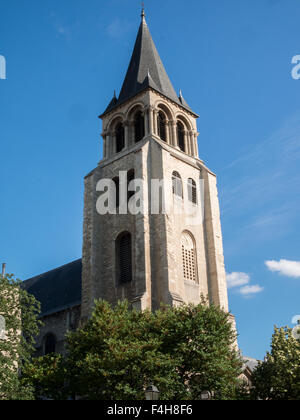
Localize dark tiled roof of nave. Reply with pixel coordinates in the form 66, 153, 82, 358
22, 259, 82, 317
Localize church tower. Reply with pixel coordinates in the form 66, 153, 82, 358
81, 9, 229, 319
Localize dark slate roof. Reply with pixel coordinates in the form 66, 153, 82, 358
22, 259, 82, 317
102, 13, 196, 116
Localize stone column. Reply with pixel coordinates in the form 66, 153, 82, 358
194, 132, 199, 157
189, 131, 195, 156
144, 110, 149, 136
168, 121, 173, 145
124, 122, 129, 149
184, 130, 189, 155
165, 120, 170, 144
102, 134, 107, 160
106, 133, 110, 159
148, 106, 154, 136
153, 109, 158, 135
130, 120, 135, 146
171, 121, 178, 148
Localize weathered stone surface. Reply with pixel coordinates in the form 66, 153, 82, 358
34, 306, 81, 356
81, 88, 229, 317
28, 16, 235, 354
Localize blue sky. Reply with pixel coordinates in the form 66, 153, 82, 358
1, 0, 300, 360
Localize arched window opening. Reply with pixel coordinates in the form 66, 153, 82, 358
187, 178, 197, 205
116, 123, 125, 153
44, 333, 56, 355
177, 121, 185, 152
172, 171, 183, 199
134, 111, 145, 143
157, 111, 167, 142
116, 232, 133, 284
181, 232, 197, 283
127, 169, 135, 203
113, 177, 120, 208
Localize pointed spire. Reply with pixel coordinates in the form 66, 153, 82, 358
104, 90, 118, 113
101, 11, 197, 117
141, 3, 146, 23
141, 68, 159, 92
178, 89, 192, 111
117, 15, 180, 106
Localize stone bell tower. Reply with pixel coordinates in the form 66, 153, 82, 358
81, 9, 229, 320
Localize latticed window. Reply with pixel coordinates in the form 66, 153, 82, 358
117, 232, 133, 284
44, 333, 56, 355
181, 231, 197, 282
187, 178, 197, 204
116, 123, 125, 153
177, 121, 185, 152
158, 111, 167, 142
134, 111, 145, 143
172, 171, 183, 198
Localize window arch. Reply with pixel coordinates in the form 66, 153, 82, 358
116, 232, 133, 284
172, 171, 183, 198
181, 231, 197, 282
187, 178, 197, 204
134, 111, 145, 143
177, 121, 185, 152
157, 111, 167, 142
116, 123, 125, 153
44, 333, 56, 355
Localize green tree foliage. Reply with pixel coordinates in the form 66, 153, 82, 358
25, 299, 243, 400
0, 273, 41, 400
22, 354, 69, 400
251, 326, 300, 400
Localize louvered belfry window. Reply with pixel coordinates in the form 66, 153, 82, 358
158, 111, 167, 142
181, 231, 197, 283
177, 121, 185, 152
188, 178, 197, 204
134, 111, 145, 143
116, 123, 125, 153
117, 232, 133, 284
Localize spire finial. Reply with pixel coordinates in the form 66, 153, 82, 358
141, 2, 146, 22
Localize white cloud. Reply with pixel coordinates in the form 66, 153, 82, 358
239, 285, 264, 296
226, 272, 250, 289
227, 271, 264, 297
265, 259, 300, 278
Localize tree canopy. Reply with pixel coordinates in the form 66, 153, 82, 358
251, 326, 300, 400
24, 299, 243, 400
0, 273, 41, 400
